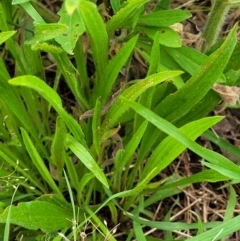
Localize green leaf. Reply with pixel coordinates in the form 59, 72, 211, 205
21, 128, 62, 196
64, 0, 79, 14
139, 26, 182, 47
110, 0, 121, 13
79, 1, 108, 80
55, 4, 85, 54
138, 9, 191, 27
0, 201, 72, 232
92, 99, 102, 157
139, 24, 237, 160
187, 215, 240, 241
106, 0, 148, 35
147, 32, 160, 76
51, 117, 67, 183
224, 186, 236, 222
103, 70, 182, 129
115, 121, 148, 175
158, 170, 229, 191
121, 97, 240, 179
0, 31, 16, 44
28, 23, 68, 44
164, 46, 226, 83
9, 75, 87, 146
31, 42, 63, 53
141, 117, 223, 181
96, 35, 138, 105
12, 0, 32, 4
66, 135, 109, 188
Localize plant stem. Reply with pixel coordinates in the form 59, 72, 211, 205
201, 0, 230, 53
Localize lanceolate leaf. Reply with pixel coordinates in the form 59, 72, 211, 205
141, 116, 223, 181
103, 70, 182, 129
106, 0, 148, 35
0, 201, 72, 232
122, 97, 240, 179
9, 75, 87, 147
79, 1, 108, 80
157, 24, 237, 124
96, 35, 138, 105
66, 135, 109, 188
138, 9, 191, 27
138, 24, 237, 161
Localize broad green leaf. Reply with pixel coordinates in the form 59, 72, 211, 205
141, 116, 223, 181
106, 0, 148, 35
0, 201, 72, 232
103, 70, 182, 129
28, 23, 68, 44
21, 128, 62, 197
66, 135, 109, 188
122, 97, 240, 179
9, 75, 87, 146
79, 1, 108, 80
139, 26, 181, 47
138, 9, 191, 27
0, 31, 16, 44
55, 4, 85, 54
96, 35, 138, 105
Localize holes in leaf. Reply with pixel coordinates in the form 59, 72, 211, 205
63, 33, 68, 36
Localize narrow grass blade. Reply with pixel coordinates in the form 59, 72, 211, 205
224, 186, 236, 222
141, 116, 223, 181
66, 135, 109, 188
79, 1, 108, 80
96, 35, 138, 105
187, 215, 240, 241
121, 97, 240, 179
21, 128, 62, 196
